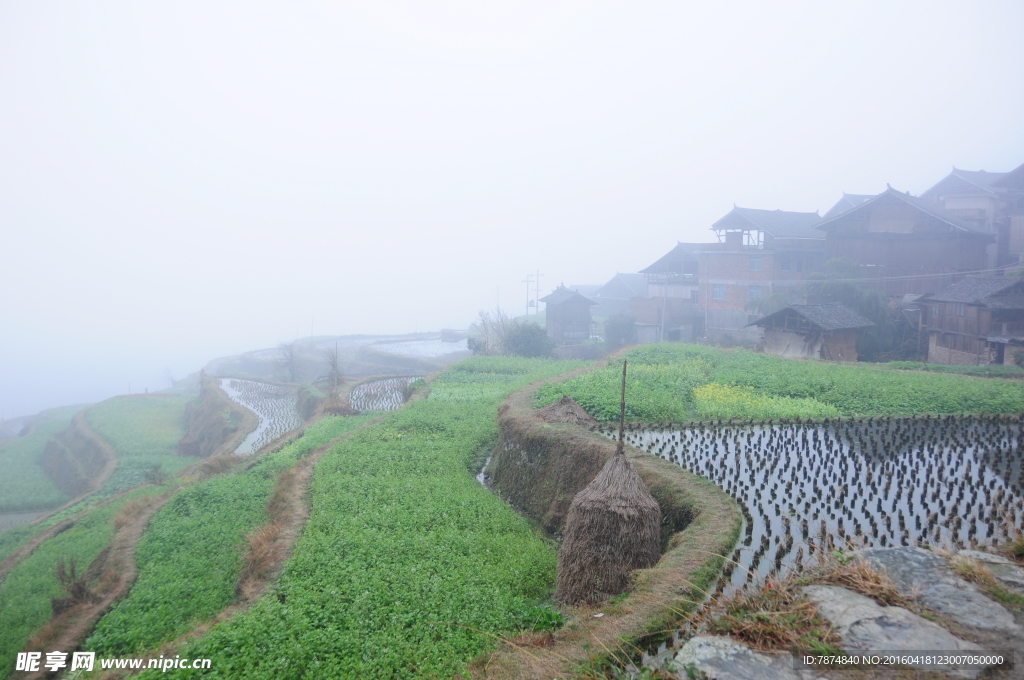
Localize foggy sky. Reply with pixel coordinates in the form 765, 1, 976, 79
2, 1, 1023, 419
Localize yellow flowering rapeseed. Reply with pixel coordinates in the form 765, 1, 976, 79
692, 383, 838, 421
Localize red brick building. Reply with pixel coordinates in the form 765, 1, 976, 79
698, 207, 826, 341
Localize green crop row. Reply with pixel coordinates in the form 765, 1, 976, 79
141, 357, 585, 680
537, 344, 1024, 421
0, 486, 168, 678
85, 395, 194, 492
87, 415, 375, 657
882, 361, 1024, 378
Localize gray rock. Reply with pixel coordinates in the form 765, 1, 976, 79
856, 546, 1021, 633
802, 585, 986, 679
671, 635, 810, 680
957, 549, 1024, 595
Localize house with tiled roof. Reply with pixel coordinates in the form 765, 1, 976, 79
921, 276, 1024, 365
919, 164, 1024, 267
699, 206, 827, 342
540, 285, 595, 345
747, 303, 874, 361
814, 186, 994, 297
822, 193, 874, 220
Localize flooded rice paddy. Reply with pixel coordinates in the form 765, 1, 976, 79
602, 415, 1024, 594
349, 377, 419, 412
220, 379, 302, 454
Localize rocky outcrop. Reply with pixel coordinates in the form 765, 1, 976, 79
802, 585, 986, 679
665, 547, 1023, 680
671, 636, 816, 680
856, 546, 1021, 635
958, 549, 1024, 596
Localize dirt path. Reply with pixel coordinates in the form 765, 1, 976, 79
95, 413, 390, 678
21, 492, 172, 680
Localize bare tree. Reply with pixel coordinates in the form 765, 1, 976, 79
323, 342, 343, 395
467, 308, 514, 355
277, 341, 299, 383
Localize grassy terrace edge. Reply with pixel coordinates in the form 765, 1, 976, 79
536, 344, 1024, 423
133, 357, 589, 680
480, 353, 742, 679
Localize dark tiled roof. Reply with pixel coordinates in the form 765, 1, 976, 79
712, 207, 823, 240
992, 161, 1024, 190
540, 286, 596, 306
985, 293, 1024, 310
919, 167, 1008, 202
927, 277, 1022, 303
748, 303, 875, 331
814, 187, 989, 234
598, 273, 647, 299
822, 193, 874, 220
639, 242, 704, 275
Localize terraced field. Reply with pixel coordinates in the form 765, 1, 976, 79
142, 356, 584, 680
348, 376, 419, 411
85, 395, 194, 492
611, 417, 1024, 593
219, 379, 302, 454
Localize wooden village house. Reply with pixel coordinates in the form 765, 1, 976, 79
919, 163, 1024, 268
748, 303, 874, 361
814, 186, 993, 297
700, 207, 826, 342
922, 277, 1024, 366
541, 285, 595, 345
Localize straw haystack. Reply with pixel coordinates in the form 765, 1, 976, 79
319, 395, 357, 416
536, 395, 598, 428
555, 450, 661, 604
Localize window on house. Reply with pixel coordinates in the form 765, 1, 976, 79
748, 285, 761, 300
780, 256, 791, 271
712, 284, 724, 300
955, 303, 965, 316
690, 290, 698, 303
749, 257, 762, 271
933, 305, 942, 318
796, 258, 804, 272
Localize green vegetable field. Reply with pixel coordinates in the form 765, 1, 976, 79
536, 344, 1024, 421
86, 415, 374, 656
143, 357, 583, 680
85, 395, 194, 492
0, 486, 168, 678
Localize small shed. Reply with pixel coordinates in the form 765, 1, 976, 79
541, 285, 596, 345
748, 303, 874, 361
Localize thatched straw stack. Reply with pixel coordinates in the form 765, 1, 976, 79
536, 395, 598, 428
555, 450, 661, 604
319, 396, 357, 416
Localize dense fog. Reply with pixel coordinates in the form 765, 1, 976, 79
2, 1, 1023, 418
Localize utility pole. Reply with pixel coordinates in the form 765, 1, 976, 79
535, 270, 542, 318
522, 273, 534, 317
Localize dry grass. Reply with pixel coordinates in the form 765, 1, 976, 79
556, 453, 661, 605
112, 496, 159, 530
998, 526, 1024, 563
196, 454, 241, 479
807, 552, 909, 608
234, 523, 283, 595
536, 395, 599, 428
698, 575, 841, 653
950, 554, 999, 589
